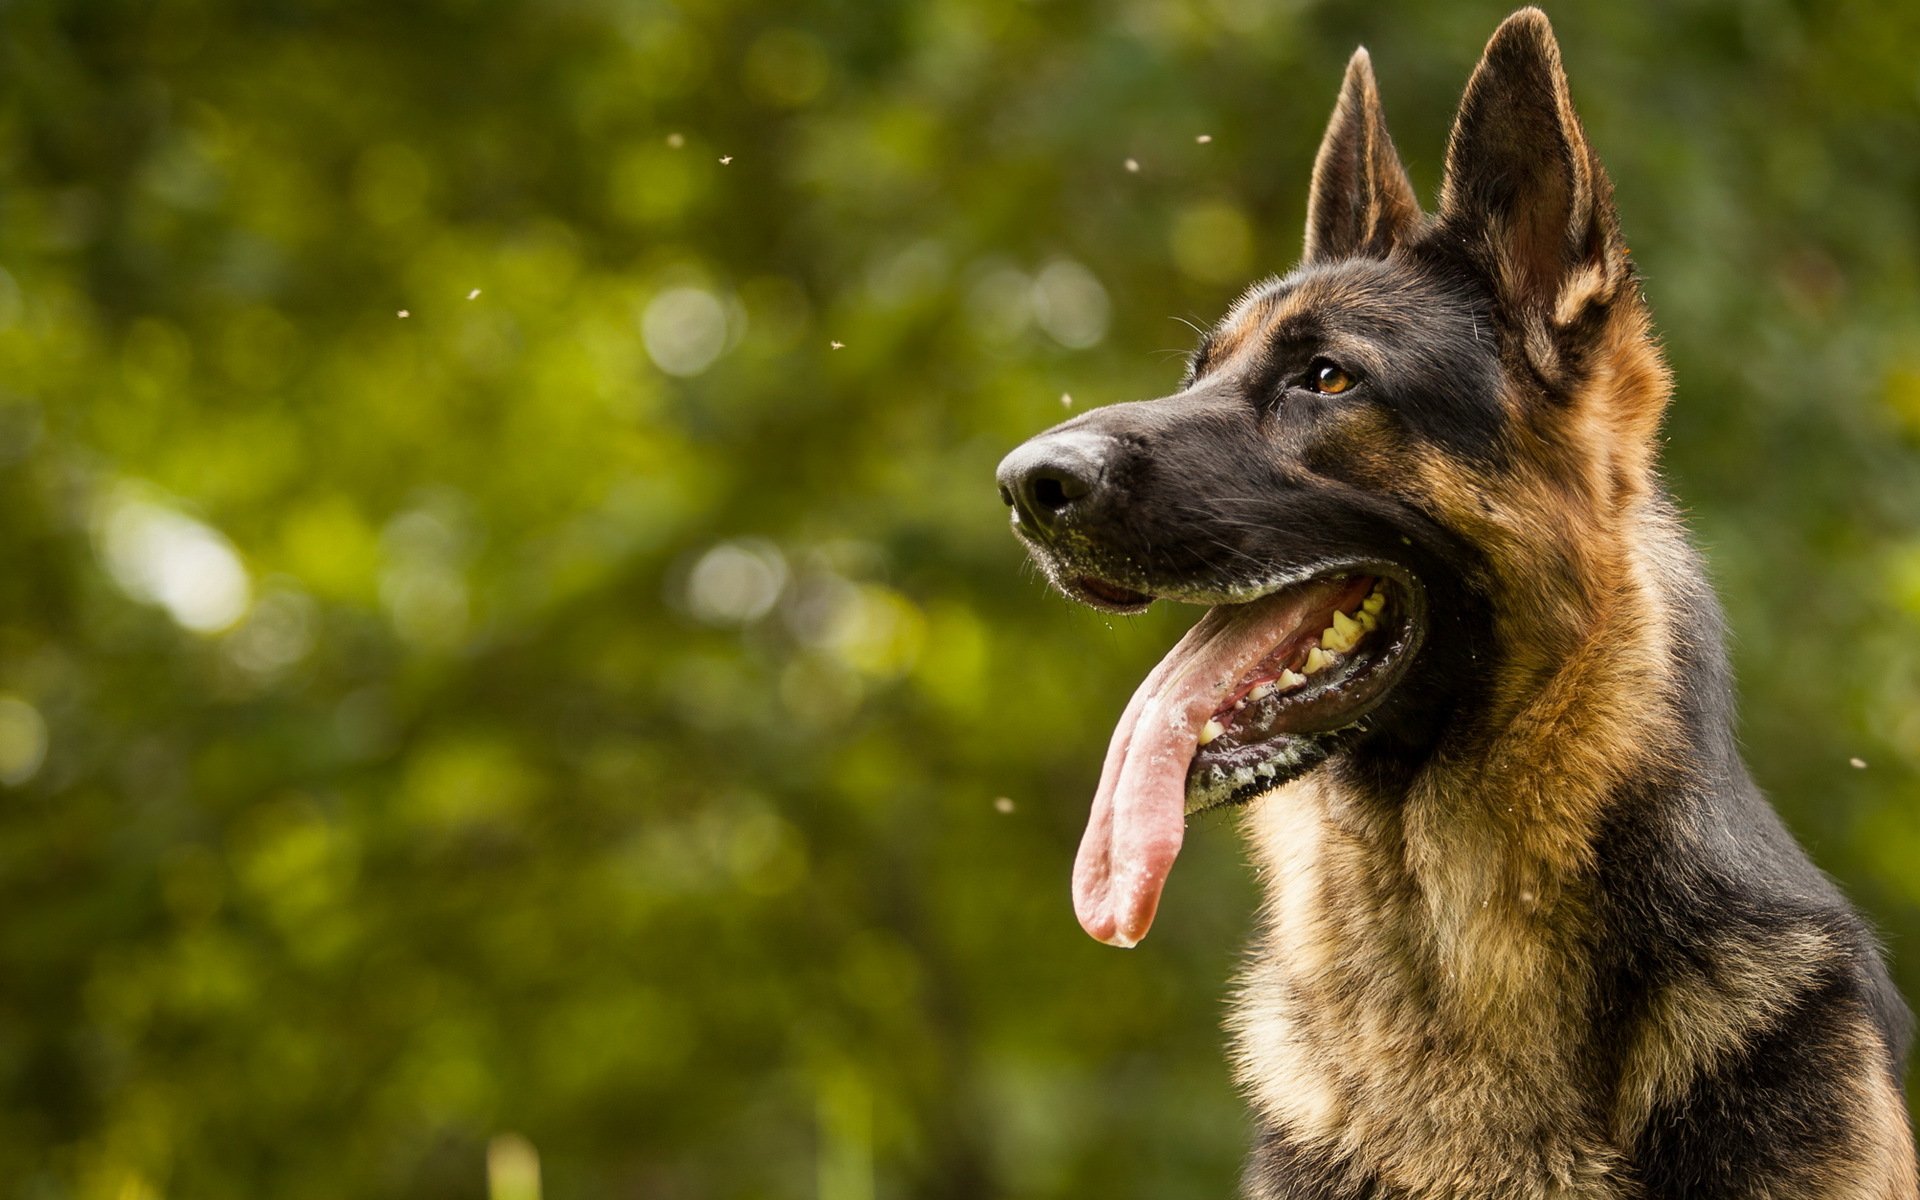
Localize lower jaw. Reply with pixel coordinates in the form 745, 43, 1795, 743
1184, 729, 1349, 813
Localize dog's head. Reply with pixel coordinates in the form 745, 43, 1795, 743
997, 9, 1672, 945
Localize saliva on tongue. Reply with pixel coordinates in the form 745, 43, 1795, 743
1072, 582, 1347, 946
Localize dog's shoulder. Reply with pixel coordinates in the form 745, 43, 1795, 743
1591, 747, 1916, 1193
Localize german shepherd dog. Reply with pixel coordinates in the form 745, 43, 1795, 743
995, 10, 1916, 1197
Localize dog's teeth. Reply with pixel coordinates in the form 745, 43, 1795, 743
1304, 646, 1330, 674
1357, 609, 1379, 632
1362, 591, 1386, 616
1321, 610, 1362, 653
1248, 681, 1277, 703
1199, 718, 1224, 746
1278, 668, 1307, 689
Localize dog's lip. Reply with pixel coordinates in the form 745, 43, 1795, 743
1065, 575, 1155, 612
1066, 557, 1427, 613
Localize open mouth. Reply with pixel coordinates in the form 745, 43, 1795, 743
1070, 566, 1424, 947
1185, 573, 1416, 811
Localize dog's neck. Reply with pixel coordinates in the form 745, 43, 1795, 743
1228, 497, 1695, 1190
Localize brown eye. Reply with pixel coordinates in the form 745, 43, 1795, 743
1309, 360, 1355, 395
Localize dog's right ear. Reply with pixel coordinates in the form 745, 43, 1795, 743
1303, 48, 1421, 263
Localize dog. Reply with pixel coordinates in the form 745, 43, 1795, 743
995, 10, 1916, 1197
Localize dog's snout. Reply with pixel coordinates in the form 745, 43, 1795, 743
996, 433, 1113, 534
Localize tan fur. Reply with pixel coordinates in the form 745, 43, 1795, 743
1236, 779, 1627, 1197
1232, 483, 1675, 1197
1841, 1061, 1920, 1199
1609, 923, 1837, 1142
1225, 494, 1916, 1195
1209, 289, 1280, 366
1229, 292, 1913, 1196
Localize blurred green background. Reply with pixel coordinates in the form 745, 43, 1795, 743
1, 0, 1918, 1196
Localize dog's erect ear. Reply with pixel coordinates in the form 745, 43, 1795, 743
1303, 49, 1421, 263
1439, 9, 1626, 319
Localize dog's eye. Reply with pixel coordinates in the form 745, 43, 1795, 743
1309, 360, 1355, 395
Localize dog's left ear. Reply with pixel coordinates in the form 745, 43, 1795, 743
1304, 49, 1421, 263
1439, 9, 1627, 322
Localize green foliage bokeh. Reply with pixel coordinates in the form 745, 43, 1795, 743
1, 1, 1918, 1196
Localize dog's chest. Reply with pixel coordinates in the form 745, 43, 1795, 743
1230, 781, 1624, 1198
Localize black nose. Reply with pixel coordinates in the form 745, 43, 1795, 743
996, 433, 1112, 533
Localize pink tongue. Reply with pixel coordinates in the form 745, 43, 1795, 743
1072, 585, 1334, 947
